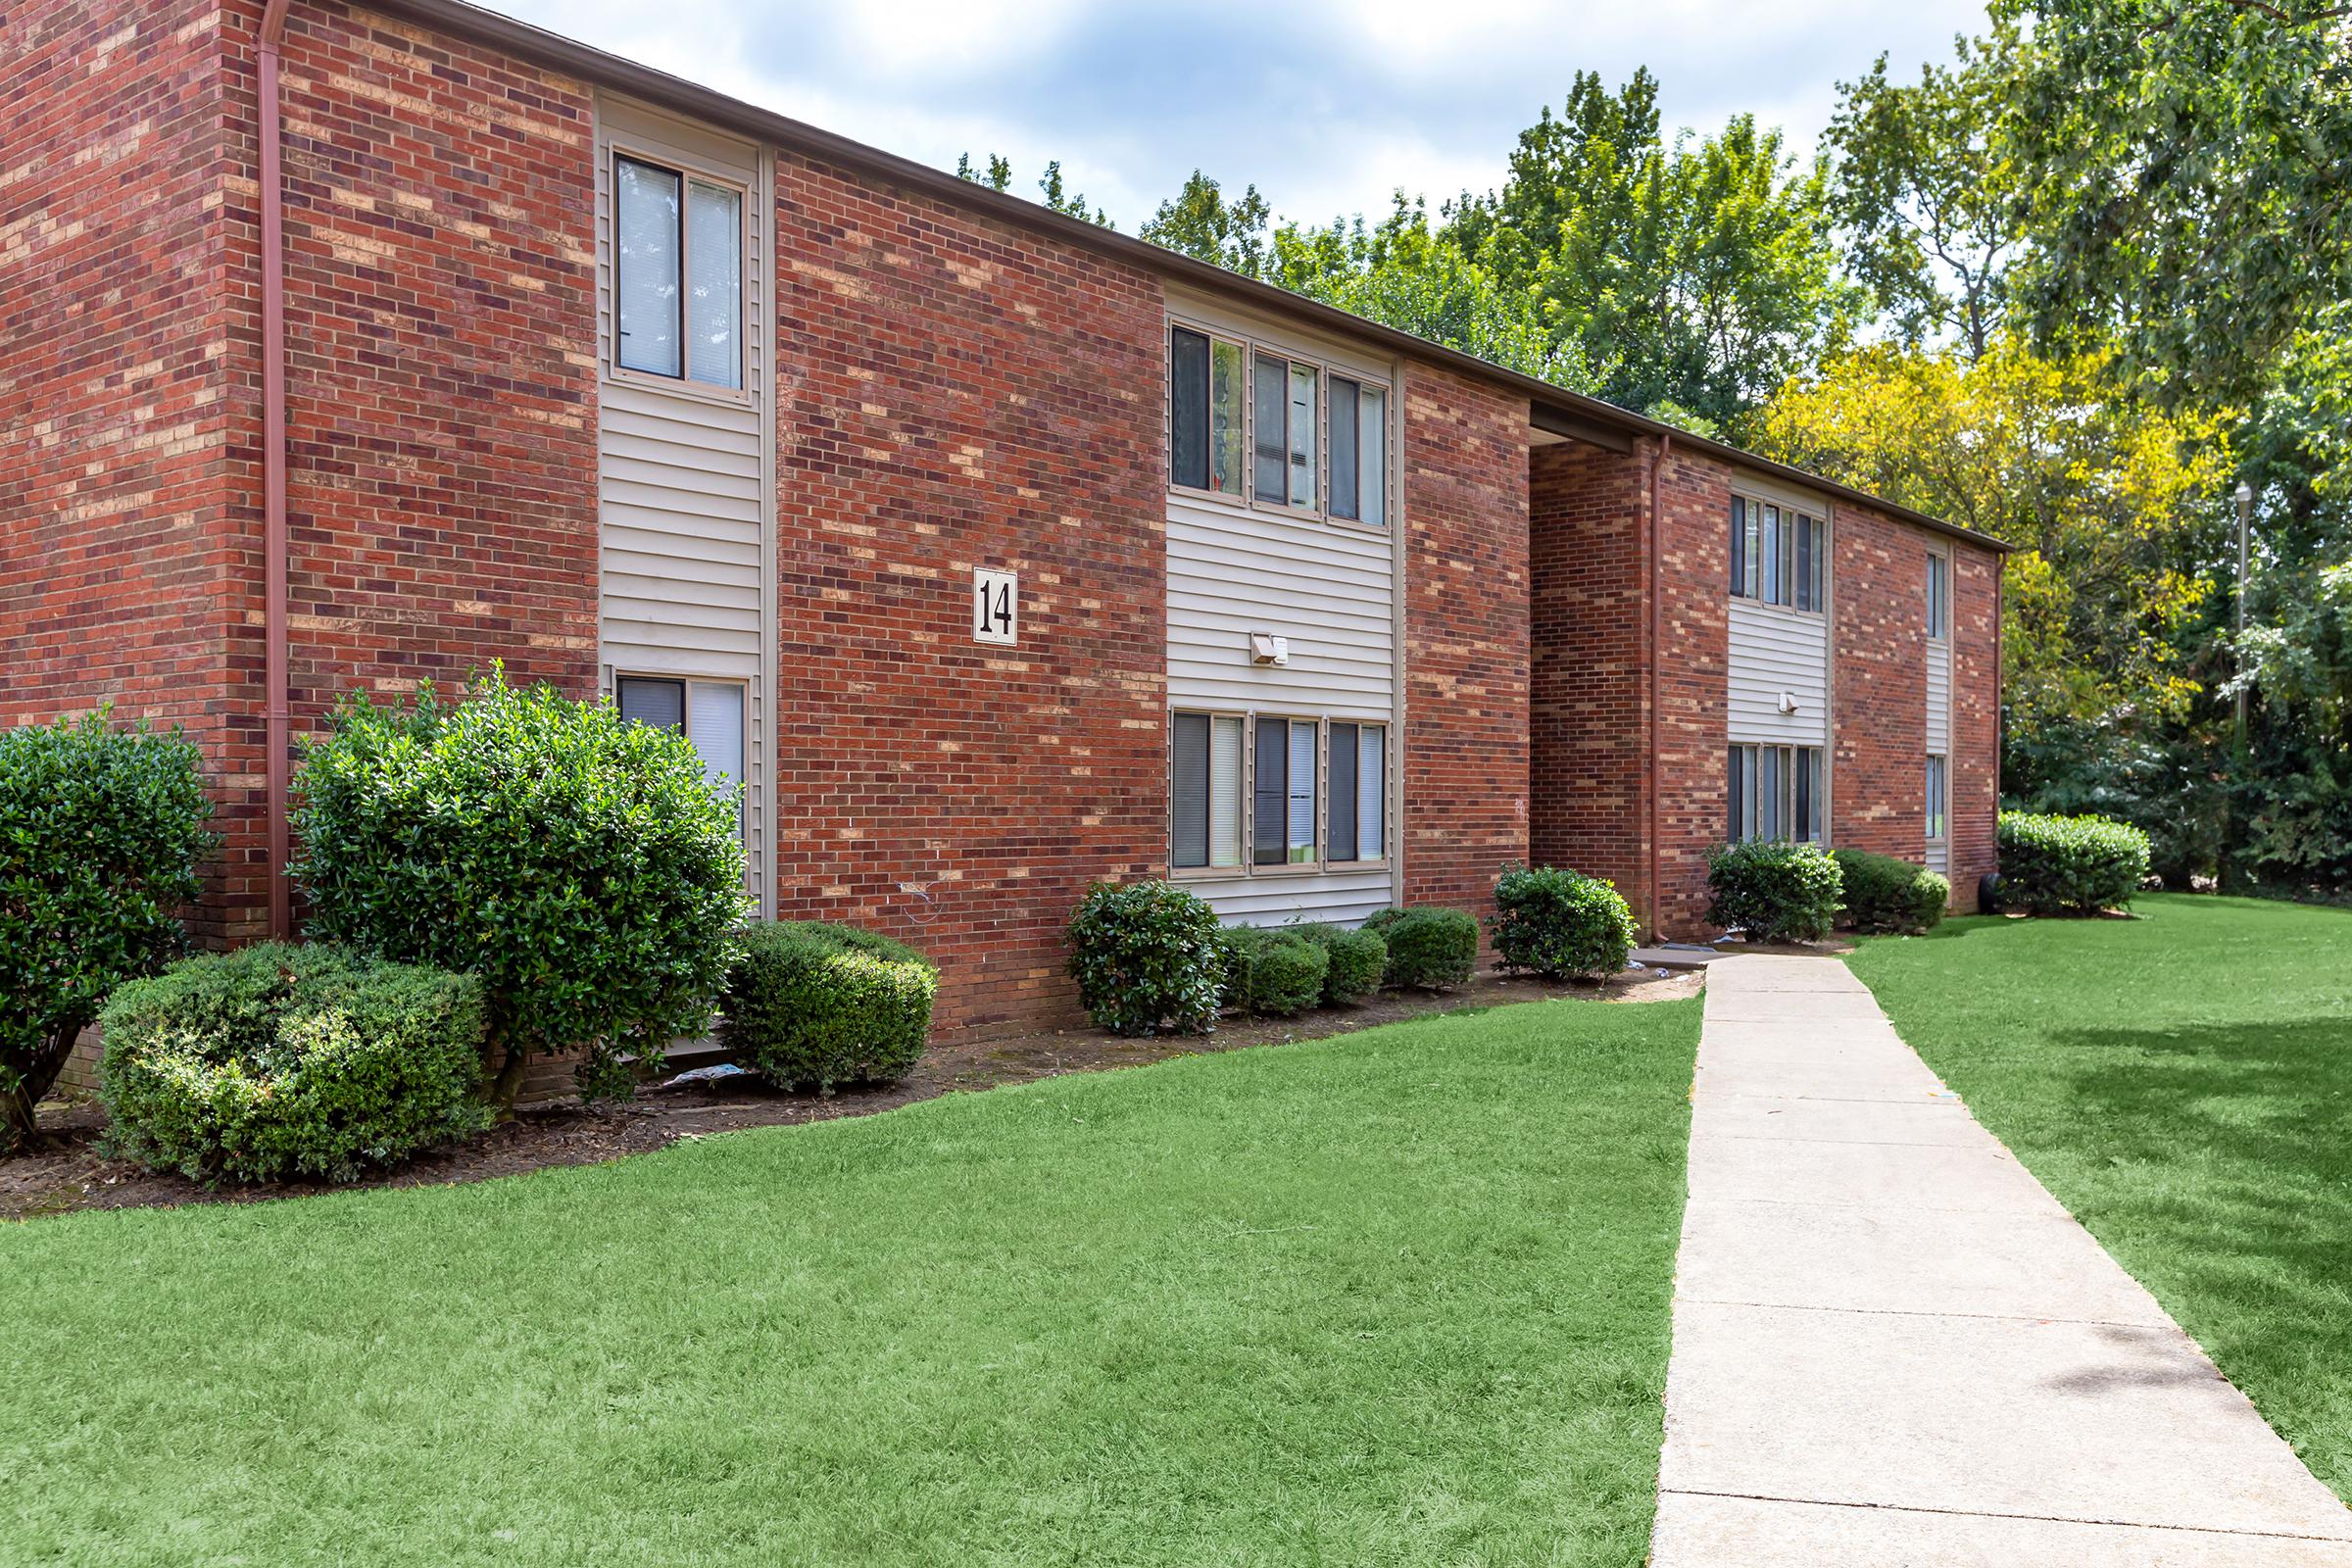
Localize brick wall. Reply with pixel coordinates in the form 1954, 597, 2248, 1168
1529, 440, 1650, 917
1, 1, 245, 940
1651, 441, 1735, 935
1829, 504, 1928, 862
1401, 363, 1530, 933
768, 149, 1168, 1036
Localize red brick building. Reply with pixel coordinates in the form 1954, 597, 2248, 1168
3, 0, 2007, 1037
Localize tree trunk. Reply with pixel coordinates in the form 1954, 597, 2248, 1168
2, 1025, 78, 1154
489, 1041, 530, 1118
1, 1079, 38, 1155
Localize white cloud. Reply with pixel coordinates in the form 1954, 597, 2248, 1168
477, 0, 1991, 229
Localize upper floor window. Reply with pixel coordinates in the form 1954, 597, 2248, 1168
1166, 324, 1389, 525
1731, 496, 1825, 612
613, 153, 743, 390
1927, 553, 1949, 639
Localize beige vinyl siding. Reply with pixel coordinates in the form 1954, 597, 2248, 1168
594, 95, 776, 914
1927, 600, 1953, 875
1166, 288, 1402, 926
1727, 598, 1830, 747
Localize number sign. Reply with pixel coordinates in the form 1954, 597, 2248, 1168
972, 567, 1017, 646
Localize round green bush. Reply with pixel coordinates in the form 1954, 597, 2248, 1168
290, 666, 750, 1104
717, 922, 937, 1092
1998, 811, 2152, 915
1491, 864, 1639, 980
1705, 841, 1843, 943
1833, 849, 1950, 934
1363, 906, 1479, 990
0, 710, 212, 1152
1290, 923, 1388, 1004
97, 944, 490, 1184
1065, 880, 1223, 1036
1213, 927, 1327, 1017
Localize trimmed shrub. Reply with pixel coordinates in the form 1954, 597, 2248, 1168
1, 710, 212, 1152
98, 944, 489, 1184
291, 666, 749, 1105
1998, 811, 2153, 915
1491, 865, 1639, 981
1213, 926, 1328, 1017
1363, 906, 1479, 990
1065, 880, 1223, 1036
1287, 923, 1389, 1005
1705, 841, 1843, 943
1833, 849, 1950, 934
718, 922, 937, 1092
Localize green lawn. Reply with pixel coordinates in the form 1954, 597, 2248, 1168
1848, 894, 2352, 1498
1, 997, 1698, 1568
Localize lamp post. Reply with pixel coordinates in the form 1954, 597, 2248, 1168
2235, 480, 2254, 745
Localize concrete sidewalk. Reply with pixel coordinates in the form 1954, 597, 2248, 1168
1651, 954, 2352, 1566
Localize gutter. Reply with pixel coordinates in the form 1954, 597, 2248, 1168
260, 0, 292, 939
363, 0, 2015, 560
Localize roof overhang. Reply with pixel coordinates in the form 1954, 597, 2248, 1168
360, 0, 2015, 559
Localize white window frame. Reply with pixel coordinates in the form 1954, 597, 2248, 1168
1166, 709, 1391, 878
609, 144, 751, 403
1163, 312, 1394, 532
613, 672, 752, 856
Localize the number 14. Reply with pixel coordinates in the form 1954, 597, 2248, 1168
973, 568, 1017, 646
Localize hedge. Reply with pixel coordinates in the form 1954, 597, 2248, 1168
1491, 865, 1639, 980
98, 944, 489, 1185
1362, 906, 1479, 990
717, 922, 938, 1092
1705, 840, 1842, 943
1287, 923, 1388, 1005
1833, 849, 1950, 935
1997, 811, 2152, 915
1213, 926, 1330, 1017
1065, 881, 1223, 1036
291, 666, 748, 1104
1, 710, 212, 1152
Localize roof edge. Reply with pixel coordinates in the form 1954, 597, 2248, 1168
357, 0, 2014, 558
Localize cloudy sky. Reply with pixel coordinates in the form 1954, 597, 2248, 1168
483, 0, 1991, 229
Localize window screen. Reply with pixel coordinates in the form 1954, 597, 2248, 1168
686, 179, 742, 389
1253, 715, 1289, 865
1357, 386, 1386, 527
1928, 555, 1949, 639
1287, 719, 1317, 860
1169, 327, 1209, 491
1329, 722, 1358, 860
1253, 354, 1289, 504
1209, 340, 1245, 495
1208, 715, 1243, 866
1171, 711, 1210, 868
616, 675, 685, 731
614, 157, 682, 378
1926, 755, 1948, 840
1286, 363, 1318, 511
1330, 379, 1360, 520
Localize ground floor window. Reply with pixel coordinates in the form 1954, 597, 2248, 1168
1169, 710, 1386, 872
617, 674, 747, 834
1926, 754, 1948, 843
1728, 743, 1824, 844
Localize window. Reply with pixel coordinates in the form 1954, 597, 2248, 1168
1168, 327, 1245, 495
1171, 712, 1384, 872
1728, 743, 1824, 844
1329, 377, 1388, 526
1170, 711, 1245, 868
613, 153, 743, 390
1327, 721, 1386, 861
1926, 755, 1948, 842
1927, 553, 1949, 639
1250, 353, 1321, 511
1730, 497, 1825, 611
616, 675, 748, 834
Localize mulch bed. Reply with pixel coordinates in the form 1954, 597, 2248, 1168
3, 965, 1702, 1222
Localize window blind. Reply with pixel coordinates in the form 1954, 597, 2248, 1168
1357, 724, 1384, 858
1171, 711, 1209, 867
1252, 355, 1288, 503
1253, 716, 1288, 865
1209, 716, 1243, 867
1287, 719, 1317, 860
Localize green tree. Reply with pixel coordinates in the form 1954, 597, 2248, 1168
1995, 0, 2352, 408
1450, 72, 1855, 431
1139, 170, 1275, 278
956, 153, 1113, 226
1824, 30, 2026, 360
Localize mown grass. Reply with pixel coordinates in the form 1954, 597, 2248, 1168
2, 996, 1699, 1567
1849, 895, 2352, 1497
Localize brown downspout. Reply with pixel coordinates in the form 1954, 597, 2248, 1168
260, 0, 292, 939
1646, 433, 1671, 940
